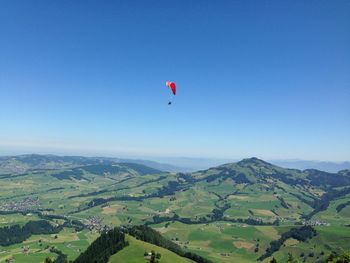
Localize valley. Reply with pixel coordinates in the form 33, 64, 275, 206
0, 155, 349, 263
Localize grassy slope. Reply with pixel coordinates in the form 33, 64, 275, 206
0, 228, 99, 263
1, 159, 350, 263
266, 225, 350, 263
108, 235, 194, 263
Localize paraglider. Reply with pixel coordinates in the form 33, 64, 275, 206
166, 81, 176, 95
166, 81, 176, 105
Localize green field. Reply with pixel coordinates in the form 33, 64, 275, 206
1, 156, 350, 262
109, 235, 194, 263
0, 229, 99, 263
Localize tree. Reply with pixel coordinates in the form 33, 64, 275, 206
269, 258, 277, 263
73, 227, 128, 263
150, 253, 156, 263
44, 258, 53, 263
0, 220, 61, 246
338, 252, 350, 263
326, 251, 350, 263
258, 226, 316, 261
287, 253, 299, 263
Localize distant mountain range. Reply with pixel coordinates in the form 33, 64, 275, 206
270, 159, 350, 173
0, 154, 185, 174
152, 157, 350, 173
0, 154, 349, 174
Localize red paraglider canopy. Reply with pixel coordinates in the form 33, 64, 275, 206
166, 81, 176, 95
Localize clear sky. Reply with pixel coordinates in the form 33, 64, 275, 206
0, 1, 349, 161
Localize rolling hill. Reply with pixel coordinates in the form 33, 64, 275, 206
0, 155, 349, 263
109, 235, 194, 263
0, 154, 184, 174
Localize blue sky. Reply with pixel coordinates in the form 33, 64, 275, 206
0, 0, 349, 161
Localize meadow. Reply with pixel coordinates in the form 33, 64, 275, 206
1, 159, 350, 262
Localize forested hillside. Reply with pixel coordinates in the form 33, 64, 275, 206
0, 156, 349, 263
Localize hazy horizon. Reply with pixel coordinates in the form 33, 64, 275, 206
1, 151, 349, 164
1, 152, 350, 174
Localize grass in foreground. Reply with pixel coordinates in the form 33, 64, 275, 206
109, 235, 194, 263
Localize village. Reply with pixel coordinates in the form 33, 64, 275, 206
85, 216, 112, 233
301, 219, 330, 227
0, 197, 40, 213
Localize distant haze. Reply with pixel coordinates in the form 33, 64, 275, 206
269, 160, 350, 173
0, 153, 349, 173
152, 157, 350, 173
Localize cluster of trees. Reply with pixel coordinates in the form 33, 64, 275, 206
266, 172, 307, 186
234, 173, 251, 184
325, 251, 350, 262
276, 196, 290, 209
289, 192, 315, 207
38, 213, 85, 232
154, 181, 184, 197
305, 169, 350, 188
51, 169, 85, 180
132, 175, 168, 189
73, 227, 128, 263
82, 179, 184, 213
305, 187, 350, 219
144, 250, 161, 263
204, 169, 238, 183
183, 252, 213, 263
148, 211, 278, 226
268, 253, 298, 263
126, 225, 183, 255
227, 217, 279, 226
201, 168, 251, 184
210, 204, 231, 220
47, 247, 68, 263
68, 189, 110, 199
177, 173, 196, 183
0, 210, 28, 215
258, 226, 317, 261
0, 220, 61, 246
64, 219, 85, 232
70, 175, 167, 201
336, 200, 350, 213
38, 214, 66, 221
146, 214, 199, 225
267, 251, 350, 263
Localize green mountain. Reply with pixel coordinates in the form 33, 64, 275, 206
0, 156, 349, 263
